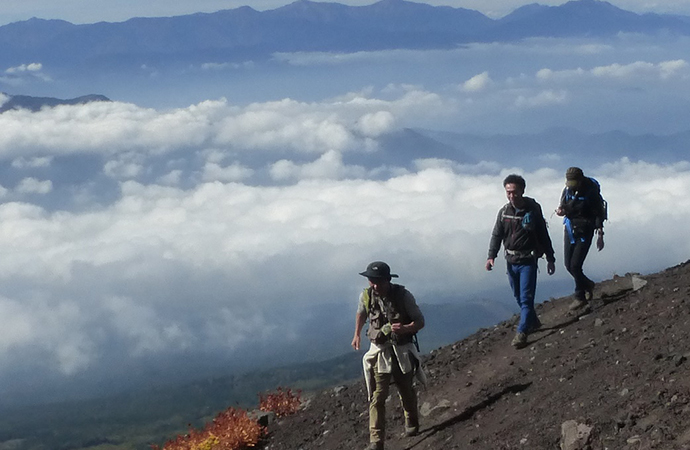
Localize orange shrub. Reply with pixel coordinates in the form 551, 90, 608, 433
151, 408, 265, 450
258, 387, 302, 418
151, 388, 303, 450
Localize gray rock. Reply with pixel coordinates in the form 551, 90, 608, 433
420, 399, 452, 417
560, 420, 593, 450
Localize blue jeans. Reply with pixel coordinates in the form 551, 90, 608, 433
506, 260, 539, 334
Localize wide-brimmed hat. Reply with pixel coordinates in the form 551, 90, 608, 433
565, 166, 584, 188
359, 261, 398, 279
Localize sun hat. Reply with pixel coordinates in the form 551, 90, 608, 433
359, 261, 398, 279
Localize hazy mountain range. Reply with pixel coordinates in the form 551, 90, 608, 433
1, 0, 690, 69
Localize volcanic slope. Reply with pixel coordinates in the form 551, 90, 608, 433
262, 260, 690, 450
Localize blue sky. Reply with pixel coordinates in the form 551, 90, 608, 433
2, 0, 690, 25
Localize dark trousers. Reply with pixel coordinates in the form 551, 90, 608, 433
563, 229, 594, 300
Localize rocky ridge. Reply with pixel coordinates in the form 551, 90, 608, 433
262, 260, 690, 450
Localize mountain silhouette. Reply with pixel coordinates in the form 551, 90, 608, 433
0, 93, 110, 113
262, 262, 690, 449
1, 0, 689, 69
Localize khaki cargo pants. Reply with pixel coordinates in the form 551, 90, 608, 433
369, 357, 419, 444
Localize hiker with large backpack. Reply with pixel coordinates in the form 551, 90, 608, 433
486, 174, 556, 349
556, 166, 607, 311
351, 261, 425, 450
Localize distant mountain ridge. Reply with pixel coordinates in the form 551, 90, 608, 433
0, 93, 110, 113
0, 0, 689, 69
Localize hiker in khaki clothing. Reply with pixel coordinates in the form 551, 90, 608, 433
352, 261, 425, 450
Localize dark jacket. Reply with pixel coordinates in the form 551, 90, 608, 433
488, 196, 556, 264
559, 177, 606, 230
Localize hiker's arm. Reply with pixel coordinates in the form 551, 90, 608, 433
486, 208, 504, 269
547, 260, 556, 275
596, 227, 605, 251
535, 203, 557, 268
351, 311, 366, 350
556, 188, 570, 216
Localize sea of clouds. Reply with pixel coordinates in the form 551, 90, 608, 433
1, 34, 690, 401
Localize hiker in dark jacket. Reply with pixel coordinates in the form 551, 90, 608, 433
486, 174, 556, 349
352, 261, 425, 450
556, 167, 606, 311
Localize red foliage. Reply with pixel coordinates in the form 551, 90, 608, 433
151, 387, 302, 450
150, 408, 264, 450
258, 387, 302, 418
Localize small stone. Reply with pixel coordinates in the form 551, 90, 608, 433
627, 435, 642, 444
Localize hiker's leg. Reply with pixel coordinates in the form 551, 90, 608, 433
568, 233, 594, 299
508, 262, 537, 333
393, 363, 419, 432
519, 261, 538, 331
370, 368, 391, 444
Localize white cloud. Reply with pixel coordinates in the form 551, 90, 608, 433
269, 150, 367, 181
5, 63, 43, 74
200, 61, 254, 70
2, 62, 51, 83
462, 71, 492, 92
514, 89, 569, 108
0, 92, 449, 160
1, 33, 690, 392
356, 111, 396, 137
0, 159, 687, 382
12, 156, 53, 168
157, 170, 183, 186
201, 162, 254, 182
16, 177, 53, 194
537, 59, 689, 82
104, 159, 144, 179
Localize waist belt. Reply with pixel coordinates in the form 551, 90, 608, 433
506, 249, 534, 259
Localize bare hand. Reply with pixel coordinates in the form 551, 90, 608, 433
485, 259, 494, 271
351, 335, 361, 351
555, 207, 565, 217
391, 323, 405, 335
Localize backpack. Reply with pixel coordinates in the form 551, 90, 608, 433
564, 177, 608, 223
590, 177, 608, 222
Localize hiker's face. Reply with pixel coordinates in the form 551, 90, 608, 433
505, 183, 525, 208
368, 278, 391, 295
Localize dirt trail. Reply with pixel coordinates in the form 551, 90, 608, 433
263, 262, 690, 450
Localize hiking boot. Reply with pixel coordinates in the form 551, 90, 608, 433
402, 426, 419, 437
366, 442, 384, 450
585, 280, 596, 301
569, 298, 588, 311
511, 332, 527, 349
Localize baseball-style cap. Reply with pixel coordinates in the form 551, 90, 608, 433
359, 261, 398, 279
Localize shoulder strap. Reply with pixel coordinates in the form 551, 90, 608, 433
363, 284, 406, 314
362, 287, 372, 314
